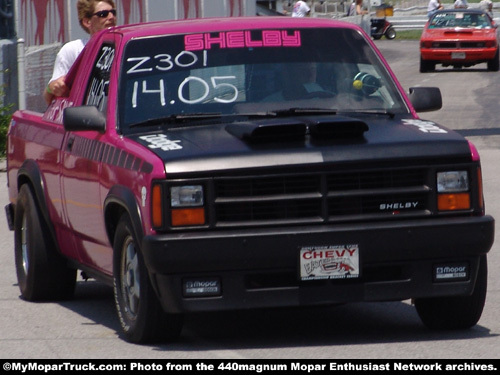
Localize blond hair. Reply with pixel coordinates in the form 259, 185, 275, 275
77, 0, 116, 33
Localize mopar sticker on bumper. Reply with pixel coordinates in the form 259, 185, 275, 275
300, 245, 360, 281
434, 263, 469, 282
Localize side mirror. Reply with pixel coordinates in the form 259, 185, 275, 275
63, 106, 106, 132
408, 87, 442, 112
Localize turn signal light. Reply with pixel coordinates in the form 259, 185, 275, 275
152, 184, 163, 228
438, 193, 470, 211
171, 207, 206, 226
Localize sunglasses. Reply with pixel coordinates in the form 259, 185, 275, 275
92, 9, 117, 18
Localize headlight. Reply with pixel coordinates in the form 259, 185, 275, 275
170, 185, 205, 226
437, 171, 469, 193
437, 171, 470, 211
170, 185, 204, 207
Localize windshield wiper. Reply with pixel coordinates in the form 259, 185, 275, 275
339, 109, 396, 119
129, 112, 224, 128
266, 108, 338, 116
128, 108, 340, 129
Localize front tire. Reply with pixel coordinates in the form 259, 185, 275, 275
415, 256, 488, 330
14, 184, 76, 301
113, 214, 183, 343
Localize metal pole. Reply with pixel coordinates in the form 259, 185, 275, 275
17, 37, 25, 110
66, 0, 72, 41
144, 0, 149, 22
14, 0, 19, 39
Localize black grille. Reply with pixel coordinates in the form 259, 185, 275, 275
327, 169, 424, 190
217, 199, 322, 222
433, 41, 457, 48
461, 41, 486, 48
216, 175, 320, 197
213, 168, 430, 226
432, 41, 487, 49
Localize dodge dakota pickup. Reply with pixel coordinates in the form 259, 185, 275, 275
5, 16, 494, 343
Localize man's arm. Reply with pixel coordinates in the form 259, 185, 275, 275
43, 75, 69, 105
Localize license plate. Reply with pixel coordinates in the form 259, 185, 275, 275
452, 52, 466, 59
300, 245, 360, 281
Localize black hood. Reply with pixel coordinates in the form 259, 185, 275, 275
128, 115, 471, 175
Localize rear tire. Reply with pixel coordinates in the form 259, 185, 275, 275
14, 184, 76, 301
487, 49, 499, 71
385, 27, 396, 40
113, 214, 183, 343
415, 256, 488, 330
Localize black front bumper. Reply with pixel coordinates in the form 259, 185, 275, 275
142, 216, 494, 314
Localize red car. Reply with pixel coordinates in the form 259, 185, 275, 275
420, 9, 500, 72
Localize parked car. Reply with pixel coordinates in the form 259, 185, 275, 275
420, 9, 500, 72
5, 16, 494, 343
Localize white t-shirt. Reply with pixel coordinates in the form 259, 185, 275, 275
347, 3, 356, 16
479, 0, 493, 12
427, 0, 441, 13
49, 38, 88, 83
292, 1, 310, 17
454, 0, 468, 8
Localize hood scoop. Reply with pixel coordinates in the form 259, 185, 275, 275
307, 116, 369, 138
226, 119, 307, 142
226, 116, 369, 142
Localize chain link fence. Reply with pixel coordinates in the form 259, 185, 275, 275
24, 42, 60, 112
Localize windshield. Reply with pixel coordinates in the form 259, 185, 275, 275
429, 12, 493, 28
119, 28, 408, 132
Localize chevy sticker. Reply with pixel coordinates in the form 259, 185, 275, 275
300, 245, 360, 281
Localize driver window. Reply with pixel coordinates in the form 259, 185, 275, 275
85, 43, 115, 113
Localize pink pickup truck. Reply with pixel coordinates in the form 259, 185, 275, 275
5, 16, 494, 343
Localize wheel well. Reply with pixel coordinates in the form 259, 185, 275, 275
17, 174, 32, 191
104, 186, 144, 248
17, 174, 38, 204
15, 176, 68, 263
15, 176, 34, 211
104, 203, 127, 247
16, 165, 59, 254
16, 160, 47, 217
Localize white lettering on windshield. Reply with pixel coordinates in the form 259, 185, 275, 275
126, 50, 207, 75
131, 75, 239, 108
